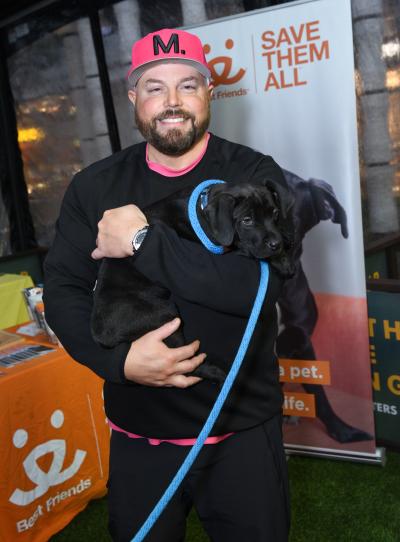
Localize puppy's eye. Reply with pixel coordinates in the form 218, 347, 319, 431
241, 217, 253, 226
273, 208, 279, 221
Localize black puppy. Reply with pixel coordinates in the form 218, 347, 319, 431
91, 179, 295, 383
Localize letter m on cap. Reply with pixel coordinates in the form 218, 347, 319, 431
153, 33, 183, 56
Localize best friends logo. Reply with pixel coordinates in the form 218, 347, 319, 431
10, 410, 86, 507
203, 38, 249, 100
199, 19, 330, 97
9, 409, 91, 533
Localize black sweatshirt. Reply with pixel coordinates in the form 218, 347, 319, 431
43, 134, 287, 438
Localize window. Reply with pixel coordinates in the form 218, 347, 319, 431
7, 12, 111, 247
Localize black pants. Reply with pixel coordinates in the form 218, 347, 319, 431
107, 414, 290, 542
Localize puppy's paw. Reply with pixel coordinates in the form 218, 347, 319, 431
164, 329, 186, 348
190, 363, 226, 384
324, 417, 374, 443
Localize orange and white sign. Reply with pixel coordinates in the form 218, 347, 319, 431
279, 359, 331, 385
0, 344, 109, 542
283, 392, 316, 418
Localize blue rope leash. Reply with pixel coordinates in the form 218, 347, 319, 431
131, 181, 270, 542
187, 179, 226, 255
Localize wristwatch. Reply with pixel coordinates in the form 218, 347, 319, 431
132, 225, 149, 254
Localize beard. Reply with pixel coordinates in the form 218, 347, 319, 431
135, 104, 210, 156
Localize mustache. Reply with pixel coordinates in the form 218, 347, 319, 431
155, 109, 195, 122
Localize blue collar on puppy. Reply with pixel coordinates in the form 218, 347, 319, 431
188, 179, 226, 254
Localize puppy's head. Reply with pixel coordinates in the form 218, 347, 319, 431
203, 181, 294, 259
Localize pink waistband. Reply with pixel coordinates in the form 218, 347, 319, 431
108, 420, 233, 446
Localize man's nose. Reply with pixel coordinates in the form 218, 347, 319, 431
165, 88, 182, 108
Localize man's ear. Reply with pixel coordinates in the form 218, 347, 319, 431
203, 192, 236, 246
128, 90, 136, 106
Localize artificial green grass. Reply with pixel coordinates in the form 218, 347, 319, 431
288, 451, 400, 542
51, 451, 400, 541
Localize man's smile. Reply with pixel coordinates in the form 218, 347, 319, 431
158, 117, 188, 126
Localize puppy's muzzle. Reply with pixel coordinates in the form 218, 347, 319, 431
265, 239, 282, 252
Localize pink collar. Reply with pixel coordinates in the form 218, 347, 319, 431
146, 133, 210, 177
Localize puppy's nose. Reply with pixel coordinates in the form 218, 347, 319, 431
266, 239, 282, 252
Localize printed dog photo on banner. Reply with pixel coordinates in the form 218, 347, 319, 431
277, 169, 374, 452
193, 0, 377, 458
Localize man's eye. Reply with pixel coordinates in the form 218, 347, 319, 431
148, 87, 162, 93
241, 217, 253, 226
273, 208, 279, 221
183, 86, 196, 92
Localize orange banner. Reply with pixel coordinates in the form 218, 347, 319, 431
283, 392, 316, 418
279, 358, 331, 385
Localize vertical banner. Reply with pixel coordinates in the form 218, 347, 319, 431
368, 290, 400, 447
192, 0, 378, 460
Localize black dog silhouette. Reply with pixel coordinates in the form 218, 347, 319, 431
278, 169, 373, 444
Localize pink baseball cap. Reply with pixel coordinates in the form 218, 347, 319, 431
127, 28, 211, 86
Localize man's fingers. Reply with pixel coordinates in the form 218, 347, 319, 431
167, 374, 203, 389
151, 318, 182, 340
151, 320, 201, 362
91, 247, 103, 260
174, 354, 207, 375
171, 340, 201, 362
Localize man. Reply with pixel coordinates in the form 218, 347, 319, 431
44, 28, 290, 541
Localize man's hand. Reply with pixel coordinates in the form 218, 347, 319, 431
91, 204, 148, 259
124, 318, 206, 388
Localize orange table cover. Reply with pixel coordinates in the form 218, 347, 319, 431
0, 332, 110, 542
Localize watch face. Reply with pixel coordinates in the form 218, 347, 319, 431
136, 230, 147, 245
133, 227, 148, 251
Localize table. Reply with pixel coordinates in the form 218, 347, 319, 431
0, 326, 110, 542
0, 274, 34, 329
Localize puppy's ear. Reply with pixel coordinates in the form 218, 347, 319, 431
309, 179, 349, 238
261, 178, 296, 250
261, 178, 295, 220
203, 192, 236, 246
